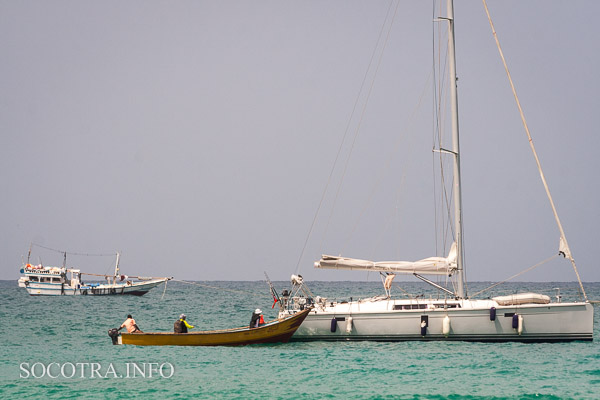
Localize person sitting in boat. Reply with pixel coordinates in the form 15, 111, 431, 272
249, 309, 265, 328
174, 314, 194, 333
118, 314, 142, 333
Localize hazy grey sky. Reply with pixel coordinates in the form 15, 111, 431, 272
2, 1, 599, 283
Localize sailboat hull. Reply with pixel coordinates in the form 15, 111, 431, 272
288, 300, 593, 342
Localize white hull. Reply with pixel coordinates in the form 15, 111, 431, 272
278, 1, 595, 344
23, 279, 167, 296
285, 298, 593, 342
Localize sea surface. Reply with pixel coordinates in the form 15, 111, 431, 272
1, 280, 599, 399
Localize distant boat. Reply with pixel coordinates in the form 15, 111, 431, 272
278, 1, 593, 342
19, 249, 170, 296
111, 308, 311, 346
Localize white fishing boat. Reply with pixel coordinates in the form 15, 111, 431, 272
278, 0, 594, 342
19, 247, 170, 296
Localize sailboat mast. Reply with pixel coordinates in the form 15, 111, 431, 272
446, 0, 466, 298
114, 252, 121, 279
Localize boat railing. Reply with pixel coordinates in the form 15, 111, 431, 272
22, 265, 64, 275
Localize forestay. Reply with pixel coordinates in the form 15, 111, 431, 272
315, 243, 457, 276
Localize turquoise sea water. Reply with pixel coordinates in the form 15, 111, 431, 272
1, 280, 599, 399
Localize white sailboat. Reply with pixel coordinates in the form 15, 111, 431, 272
278, 0, 594, 342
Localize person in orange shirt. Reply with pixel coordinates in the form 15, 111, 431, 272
118, 314, 142, 333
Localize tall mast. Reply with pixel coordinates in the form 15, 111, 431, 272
446, 0, 466, 298
114, 252, 121, 279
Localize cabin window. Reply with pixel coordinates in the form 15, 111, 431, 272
40, 277, 50, 283
393, 304, 428, 310
52, 277, 61, 283
29, 276, 38, 282
433, 303, 461, 309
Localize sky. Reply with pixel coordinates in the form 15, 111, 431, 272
2, 1, 599, 284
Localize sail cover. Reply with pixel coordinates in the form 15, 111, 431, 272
315, 242, 457, 276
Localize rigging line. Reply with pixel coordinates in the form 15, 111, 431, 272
368, 175, 406, 259
440, 50, 453, 256
433, 1, 451, 156
342, 69, 433, 256
79, 272, 120, 277
439, 47, 454, 248
78, 272, 168, 279
294, 0, 398, 275
102, 258, 116, 277
391, 282, 413, 298
471, 254, 559, 298
103, 265, 114, 277
431, 35, 440, 257
161, 279, 168, 300
432, 7, 454, 260
432, 0, 445, 258
436, 58, 455, 252
482, 0, 587, 301
442, 161, 454, 241
330, 0, 402, 255
30, 243, 116, 257
170, 279, 265, 298
319, 0, 400, 249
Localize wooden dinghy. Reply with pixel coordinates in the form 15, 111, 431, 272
115, 308, 311, 346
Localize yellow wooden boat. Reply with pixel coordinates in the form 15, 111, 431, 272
115, 308, 311, 346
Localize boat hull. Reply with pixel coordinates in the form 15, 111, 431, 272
120, 308, 311, 346
289, 301, 593, 342
23, 279, 167, 296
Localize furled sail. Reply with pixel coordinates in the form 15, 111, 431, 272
315, 242, 457, 275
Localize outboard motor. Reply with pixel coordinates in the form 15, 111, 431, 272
108, 328, 120, 345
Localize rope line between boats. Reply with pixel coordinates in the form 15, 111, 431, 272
171, 279, 265, 298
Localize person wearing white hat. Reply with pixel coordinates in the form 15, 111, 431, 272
249, 308, 263, 328
174, 313, 194, 333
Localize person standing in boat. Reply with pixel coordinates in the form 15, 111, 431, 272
174, 314, 194, 333
249, 309, 264, 328
118, 314, 142, 333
